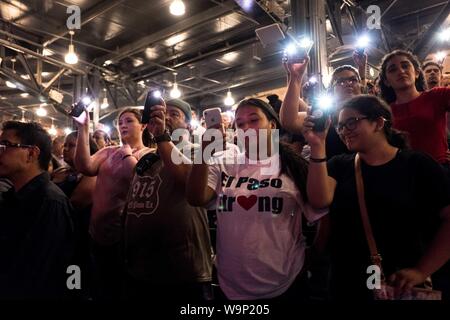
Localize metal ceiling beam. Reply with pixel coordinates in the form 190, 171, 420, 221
130, 23, 257, 77
43, 68, 67, 92
43, 0, 127, 47
413, 1, 450, 60
99, 0, 236, 64
0, 38, 87, 75
326, 0, 344, 45
0, 67, 70, 114
16, 53, 39, 90
181, 57, 284, 100
386, 1, 448, 22
135, 37, 258, 81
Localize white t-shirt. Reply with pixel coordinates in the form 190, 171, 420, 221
207, 152, 327, 300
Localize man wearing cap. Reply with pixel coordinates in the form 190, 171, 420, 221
122, 98, 213, 301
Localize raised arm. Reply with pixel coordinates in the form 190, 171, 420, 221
303, 115, 337, 209
353, 51, 368, 90
280, 57, 310, 134
74, 110, 108, 176
186, 127, 223, 207
148, 105, 192, 186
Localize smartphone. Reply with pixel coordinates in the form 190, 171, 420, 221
311, 95, 334, 132
142, 90, 164, 124
355, 47, 365, 56
69, 100, 85, 118
284, 39, 314, 63
203, 107, 222, 128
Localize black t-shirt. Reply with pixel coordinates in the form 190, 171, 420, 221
327, 150, 450, 300
326, 126, 351, 159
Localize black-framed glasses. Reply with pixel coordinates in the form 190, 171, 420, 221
335, 117, 369, 133
334, 76, 359, 87
0, 140, 35, 152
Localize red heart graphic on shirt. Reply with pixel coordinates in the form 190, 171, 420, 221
237, 195, 257, 211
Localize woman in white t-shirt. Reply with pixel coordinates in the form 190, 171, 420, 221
187, 98, 327, 300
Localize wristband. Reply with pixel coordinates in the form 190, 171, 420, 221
309, 157, 327, 163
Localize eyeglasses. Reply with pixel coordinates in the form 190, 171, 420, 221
335, 117, 369, 133
0, 140, 35, 152
334, 77, 359, 86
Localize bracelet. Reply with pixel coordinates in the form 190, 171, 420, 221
309, 157, 327, 163
122, 154, 132, 160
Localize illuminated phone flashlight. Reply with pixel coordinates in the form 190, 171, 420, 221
284, 43, 298, 56
82, 96, 92, 106
152, 90, 162, 98
299, 37, 313, 49
355, 34, 370, 52
312, 94, 334, 118
309, 76, 318, 84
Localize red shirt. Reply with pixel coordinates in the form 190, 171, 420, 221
391, 87, 450, 164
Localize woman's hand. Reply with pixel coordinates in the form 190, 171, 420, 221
302, 112, 331, 148
74, 109, 89, 132
388, 268, 428, 294
283, 56, 310, 81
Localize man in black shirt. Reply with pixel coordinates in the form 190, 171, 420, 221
0, 121, 75, 299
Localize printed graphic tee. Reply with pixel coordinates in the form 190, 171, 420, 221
208, 152, 327, 300
124, 142, 212, 284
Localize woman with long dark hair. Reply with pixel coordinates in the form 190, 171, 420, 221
379, 50, 450, 171
187, 98, 327, 300
304, 94, 450, 300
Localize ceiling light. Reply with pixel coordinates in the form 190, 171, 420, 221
42, 47, 54, 56
20, 93, 29, 98
170, 0, 185, 16
48, 125, 57, 136
133, 58, 144, 67
170, 72, 182, 98
64, 31, 78, 65
224, 89, 235, 106
100, 97, 109, 109
36, 106, 47, 117
170, 83, 181, 98
64, 127, 72, 135
5, 80, 17, 88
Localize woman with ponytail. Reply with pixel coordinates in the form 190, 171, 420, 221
304, 94, 450, 300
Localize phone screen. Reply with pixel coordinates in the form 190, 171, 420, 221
142, 90, 164, 124
203, 108, 222, 128
69, 101, 85, 118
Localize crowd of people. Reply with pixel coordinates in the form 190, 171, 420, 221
0, 47, 449, 302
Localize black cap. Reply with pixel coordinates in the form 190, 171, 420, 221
236, 98, 282, 128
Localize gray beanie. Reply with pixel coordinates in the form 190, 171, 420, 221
166, 98, 192, 122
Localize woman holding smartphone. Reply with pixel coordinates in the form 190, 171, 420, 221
74, 108, 152, 299
303, 94, 450, 300
187, 98, 327, 300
